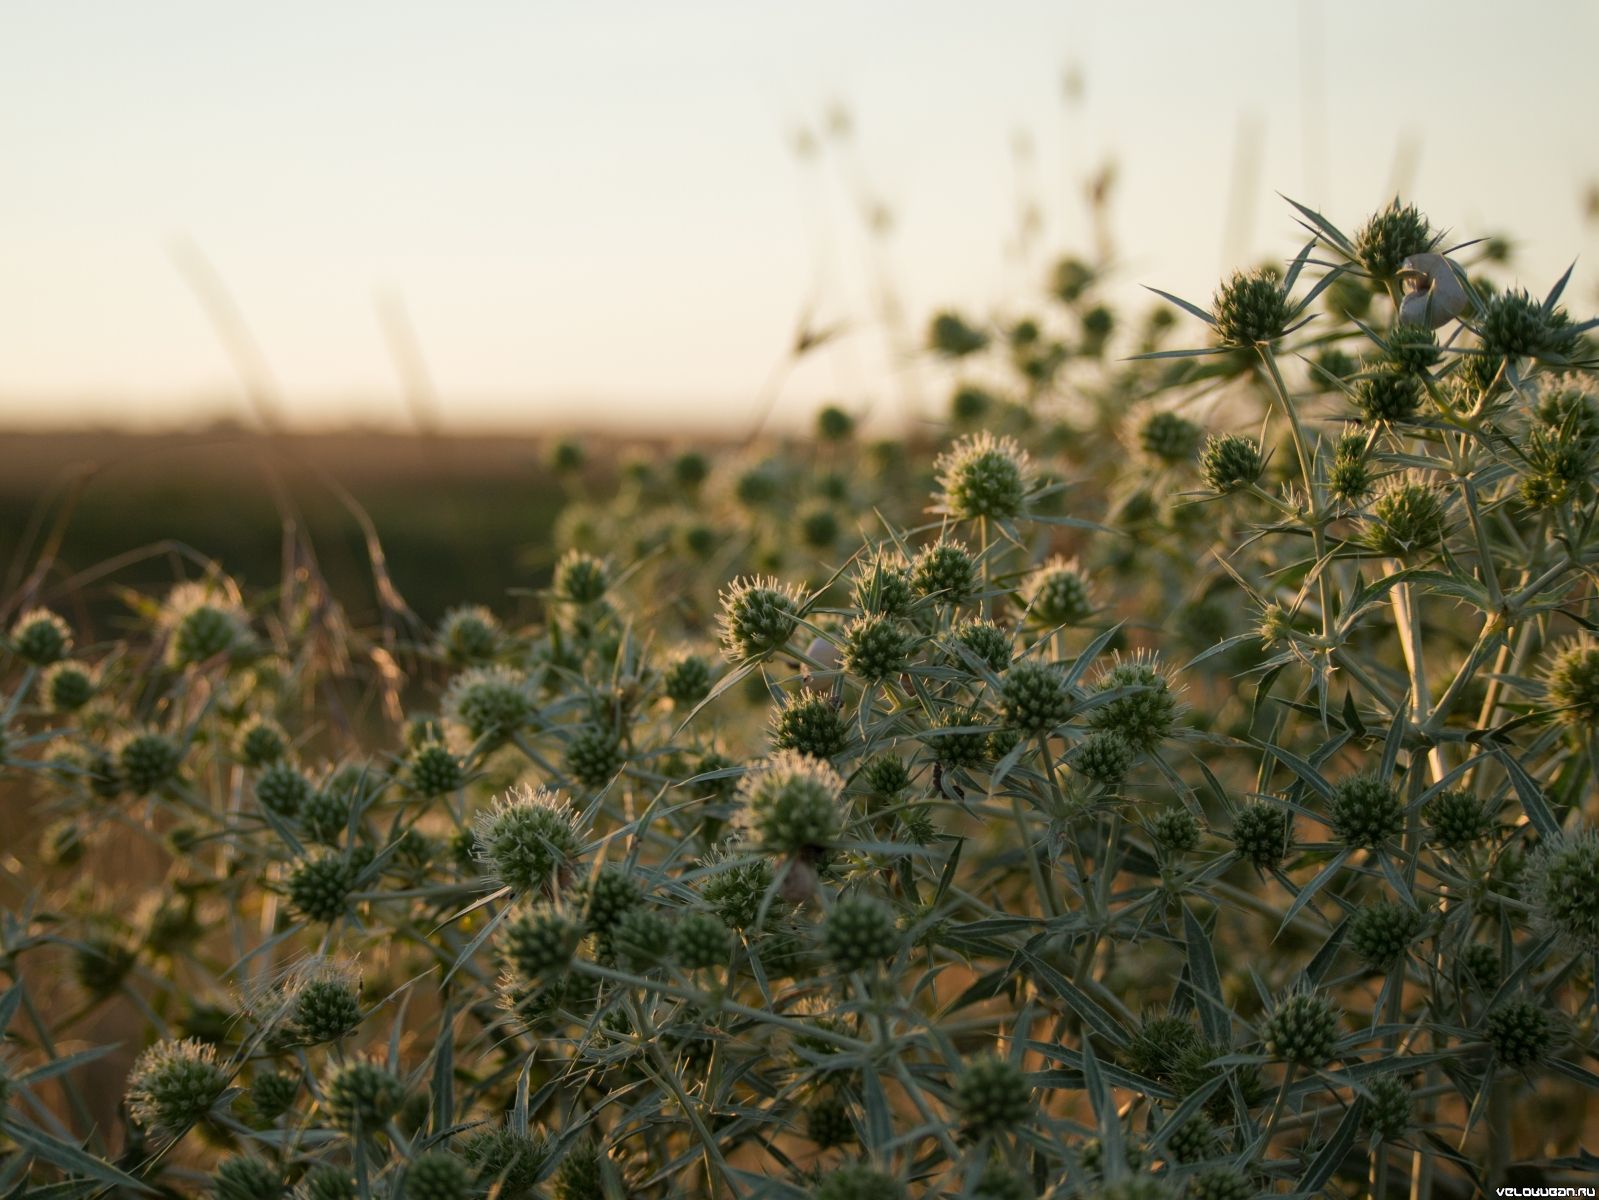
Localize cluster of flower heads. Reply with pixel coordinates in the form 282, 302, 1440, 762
0, 194, 1596, 1198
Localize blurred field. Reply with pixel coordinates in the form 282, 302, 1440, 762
0, 424, 625, 630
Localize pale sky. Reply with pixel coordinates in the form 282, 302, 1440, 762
1, 1, 1595, 433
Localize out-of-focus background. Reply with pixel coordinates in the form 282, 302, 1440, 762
3, 0, 1597, 618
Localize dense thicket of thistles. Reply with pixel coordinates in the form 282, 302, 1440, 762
1, 195, 1597, 1198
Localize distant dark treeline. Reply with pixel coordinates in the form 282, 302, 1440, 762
0, 427, 595, 632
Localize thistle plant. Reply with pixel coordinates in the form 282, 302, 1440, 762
0, 191, 1595, 1200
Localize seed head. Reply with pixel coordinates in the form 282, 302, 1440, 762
1211, 268, 1292, 348
1199, 433, 1265, 494
1482, 998, 1556, 1069
437, 605, 501, 666
42, 661, 94, 712
935, 433, 1032, 521
1542, 637, 1599, 725
1138, 411, 1202, 463
1363, 1075, 1411, 1142
1529, 830, 1599, 952
953, 1056, 1034, 1135
1353, 201, 1434, 286
473, 784, 584, 894
663, 654, 713, 707
125, 1037, 227, 1133
1363, 479, 1447, 558
951, 620, 1013, 674
671, 911, 732, 969
1262, 990, 1340, 1067
212, 1156, 282, 1200
771, 695, 849, 759
1348, 901, 1428, 968
323, 1060, 406, 1134
10, 608, 71, 666
718, 577, 804, 663
1354, 368, 1423, 423
911, 540, 979, 604
286, 855, 358, 923
1021, 557, 1095, 627
405, 1152, 470, 1200
118, 731, 183, 796
841, 615, 915, 682
1329, 774, 1404, 849
255, 761, 312, 817
822, 895, 900, 974
1087, 653, 1182, 751
738, 751, 845, 854
444, 666, 532, 746
999, 661, 1074, 735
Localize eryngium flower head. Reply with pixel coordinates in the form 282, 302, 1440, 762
161, 581, 250, 667
42, 661, 94, 712
323, 1061, 405, 1134
1199, 433, 1265, 493
934, 433, 1032, 521
1529, 830, 1599, 951
1073, 731, 1135, 785
1363, 1075, 1411, 1142
236, 717, 287, 768
1021, 557, 1094, 627
1329, 430, 1374, 503
474, 784, 583, 893
1422, 789, 1494, 849
1348, 901, 1428, 968
1353, 200, 1434, 286
1125, 1014, 1204, 1084
1478, 287, 1576, 362
841, 615, 915, 682
821, 895, 900, 973
1362, 479, 1447, 558
663, 654, 712, 707
999, 661, 1073, 735
10, 607, 71, 665
1482, 998, 1557, 1069
1186, 1169, 1255, 1200
1262, 990, 1340, 1066
255, 761, 312, 817
953, 1056, 1034, 1135
1211, 268, 1291, 347
553, 550, 609, 605
1138, 411, 1202, 463
611, 907, 673, 972
290, 967, 363, 1044
851, 551, 917, 617
699, 848, 776, 929
409, 741, 463, 797
911, 540, 979, 605
1087, 653, 1183, 751
1354, 369, 1423, 423
460, 1124, 552, 1199
1385, 323, 1442, 373
126, 1037, 226, 1133
1149, 807, 1201, 854
437, 605, 501, 666
738, 751, 845, 854
926, 708, 990, 770
718, 577, 804, 662
286, 855, 358, 923
951, 620, 1013, 674
771, 695, 849, 759
402, 1152, 469, 1200
1542, 637, 1599, 725
564, 728, 623, 789
671, 911, 732, 969
1329, 774, 1404, 849
928, 310, 989, 357
299, 1167, 356, 1200
118, 731, 183, 796
212, 1156, 282, 1200
443, 666, 532, 747
249, 1072, 299, 1122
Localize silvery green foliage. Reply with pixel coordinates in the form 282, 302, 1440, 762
1, 195, 1596, 1198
